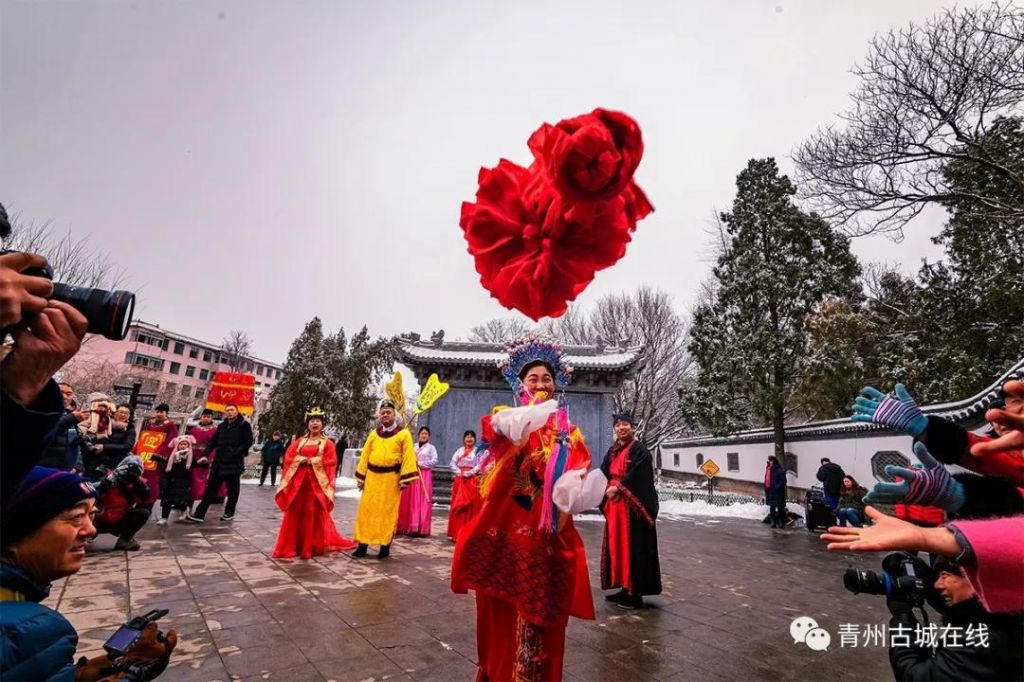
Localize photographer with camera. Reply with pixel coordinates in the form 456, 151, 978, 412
880, 556, 1022, 681
0, 205, 88, 500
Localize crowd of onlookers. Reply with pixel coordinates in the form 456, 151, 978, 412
1, 203, 177, 679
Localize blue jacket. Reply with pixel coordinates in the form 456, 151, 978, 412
0, 563, 77, 681
764, 465, 787, 506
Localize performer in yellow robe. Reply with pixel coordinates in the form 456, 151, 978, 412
352, 399, 419, 559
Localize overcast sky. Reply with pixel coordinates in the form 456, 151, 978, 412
1, 0, 950, 363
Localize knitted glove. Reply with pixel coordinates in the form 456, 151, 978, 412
863, 442, 965, 513
851, 383, 928, 438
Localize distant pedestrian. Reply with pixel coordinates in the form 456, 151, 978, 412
816, 457, 845, 510
764, 456, 787, 529
836, 476, 868, 527
259, 430, 286, 487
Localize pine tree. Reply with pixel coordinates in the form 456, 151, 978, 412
260, 318, 330, 437
682, 159, 862, 461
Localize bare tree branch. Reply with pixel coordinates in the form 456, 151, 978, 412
793, 2, 1024, 237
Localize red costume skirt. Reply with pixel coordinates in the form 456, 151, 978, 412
273, 474, 356, 559
475, 594, 566, 682
447, 475, 482, 541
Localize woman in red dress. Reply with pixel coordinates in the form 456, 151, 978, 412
272, 408, 357, 559
447, 430, 484, 541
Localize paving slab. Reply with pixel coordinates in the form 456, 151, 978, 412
52, 484, 897, 681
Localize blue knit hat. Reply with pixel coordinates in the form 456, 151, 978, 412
2, 467, 98, 547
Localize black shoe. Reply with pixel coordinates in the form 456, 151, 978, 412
377, 545, 390, 560
616, 594, 644, 610
352, 544, 368, 558
605, 589, 629, 603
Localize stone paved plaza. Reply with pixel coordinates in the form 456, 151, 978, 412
53, 484, 895, 681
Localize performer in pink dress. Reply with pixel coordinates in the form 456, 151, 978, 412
397, 426, 438, 537
188, 409, 225, 508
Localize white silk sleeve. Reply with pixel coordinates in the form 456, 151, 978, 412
490, 400, 559, 443
552, 468, 609, 514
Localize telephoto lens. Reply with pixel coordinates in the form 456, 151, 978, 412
843, 567, 890, 596
51, 283, 135, 341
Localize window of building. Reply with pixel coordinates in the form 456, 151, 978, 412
696, 453, 704, 467
784, 452, 798, 476
871, 450, 911, 482
727, 452, 739, 472
196, 387, 205, 399
130, 329, 140, 341
173, 341, 184, 355
189, 348, 198, 359
199, 369, 209, 381
169, 362, 181, 375
165, 382, 177, 395
180, 384, 190, 395
276, 369, 282, 379
256, 366, 264, 376
203, 351, 212, 362
185, 366, 196, 378
672, 453, 680, 467
124, 352, 164, 371
137, 332, 167, 349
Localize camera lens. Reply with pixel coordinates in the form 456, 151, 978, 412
843, 567, 890, 595
51, 283, 136, 340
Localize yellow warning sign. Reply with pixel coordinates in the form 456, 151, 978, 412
699, 459, 720, 479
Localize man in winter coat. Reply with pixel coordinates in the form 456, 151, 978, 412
764, 456, 787, 528
258, 430, 286, 487
816, 458, 845, 510
184, 404, 253, 523
888, 558, 1023, 681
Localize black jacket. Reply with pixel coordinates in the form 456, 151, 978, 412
100, 423, 137, 471
261, 439, 286, 464
1, 380, 65, 503
816, 462, 845, 496
209, 417, 254, 477
37, 410, 80, 470
889, 596, 1023, 682
765, 464, 787, 505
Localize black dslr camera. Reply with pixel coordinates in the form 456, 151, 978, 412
103, 609, 169, 657
843, 552, 932, 606
0, 249, 135, 340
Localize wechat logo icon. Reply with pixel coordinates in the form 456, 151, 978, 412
791, 616, 831, 651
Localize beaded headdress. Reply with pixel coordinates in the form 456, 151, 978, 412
497, 332, 574, 391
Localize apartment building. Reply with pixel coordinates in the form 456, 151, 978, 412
65, 320, 283, 410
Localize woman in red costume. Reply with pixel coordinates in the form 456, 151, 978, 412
447, 429, 484, 541
452, 333, 607, 682
272, 408, 357, 559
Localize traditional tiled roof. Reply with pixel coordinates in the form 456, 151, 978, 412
664, 357, 1024, 448
396, 339, 642, 372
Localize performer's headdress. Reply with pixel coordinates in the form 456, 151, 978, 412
378, 398, 398, 412
304, 407, 326, 422
497, 332, 573, 391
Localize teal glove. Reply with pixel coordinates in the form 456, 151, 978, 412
851, 383, 928, 438
863, 442, 965, 513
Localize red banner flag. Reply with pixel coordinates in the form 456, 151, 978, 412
205, 372, 256, 415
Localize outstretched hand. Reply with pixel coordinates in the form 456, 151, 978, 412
819, 506, 929, 553
862, 442, 964, 513
971, 380, 1024, 456
850, 383, 928, 438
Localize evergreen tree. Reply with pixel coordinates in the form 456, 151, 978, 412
260, 318, 330, 437
682, 159, 861, 461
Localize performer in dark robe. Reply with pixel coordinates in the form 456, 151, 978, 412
599, 412, 661, 609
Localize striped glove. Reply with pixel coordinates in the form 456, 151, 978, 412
851, 383, 928, 438
863, 442, 965, 513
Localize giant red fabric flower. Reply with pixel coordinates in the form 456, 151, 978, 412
461, 109, 653, 320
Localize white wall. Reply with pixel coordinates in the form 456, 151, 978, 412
660, 433, 917, 490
